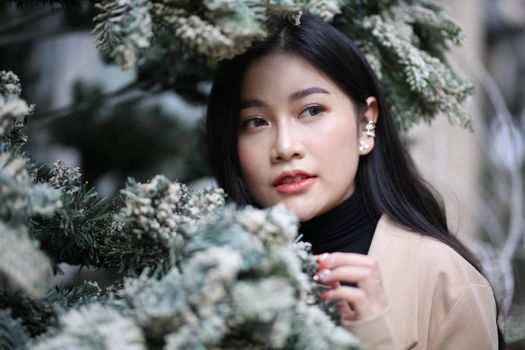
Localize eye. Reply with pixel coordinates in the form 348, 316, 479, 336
241, 116, 269, 130
300, 104, 326, 118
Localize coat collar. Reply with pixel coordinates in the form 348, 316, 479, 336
368, 215, 420, 349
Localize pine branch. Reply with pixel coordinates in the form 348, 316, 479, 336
0, 71, 62, 298
0, 290, 56, 338
31, 304, 146, 350
90, 0, 474, 129
45, 281, 105, 310
0, 309, 29, 350
25, 175, 363, 349
0, 71, 33, 145
337, 1, 473, 130
92, 0, 153, 70
0, 222, 53, 298
31, 184, 115, 268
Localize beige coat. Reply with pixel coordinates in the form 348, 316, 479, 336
342, 216, 499, 350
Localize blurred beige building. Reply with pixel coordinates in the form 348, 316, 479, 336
408, 0, 485, 239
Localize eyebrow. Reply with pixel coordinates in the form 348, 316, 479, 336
239, 86, 330, 110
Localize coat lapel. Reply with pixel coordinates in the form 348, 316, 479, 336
368, 216, 420, 349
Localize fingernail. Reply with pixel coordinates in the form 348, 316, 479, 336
314, 269, 331, 282
320, 290, 334, 300
322, 268, 332, 276
316, 253, 333, 270
315, 253, 330, 262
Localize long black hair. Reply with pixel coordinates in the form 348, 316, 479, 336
206, 13, 503, 347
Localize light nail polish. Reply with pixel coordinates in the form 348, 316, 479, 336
319, 269, 331, 278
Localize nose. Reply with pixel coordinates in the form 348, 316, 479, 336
270, 122, 305, 163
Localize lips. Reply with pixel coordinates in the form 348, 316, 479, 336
272, 170, 317, 193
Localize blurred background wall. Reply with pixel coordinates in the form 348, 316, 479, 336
409, 0, 485, 239
408, 0, 525, 342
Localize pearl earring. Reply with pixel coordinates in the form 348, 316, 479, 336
359, 141, 370, 152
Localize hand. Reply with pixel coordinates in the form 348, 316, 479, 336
314, 252, 388, 322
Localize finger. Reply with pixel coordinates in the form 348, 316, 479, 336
314, 278, 340, 294
316, 252, 372, 265
328, 280, 341, 289
338, 299, 354, 314
340, 302, 358, 322
316, 252, 378, 270
315, 266, 372, 284
321, 285, 368, 306
321, 286, 387, 320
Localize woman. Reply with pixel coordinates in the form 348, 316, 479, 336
206, 13, 502, 350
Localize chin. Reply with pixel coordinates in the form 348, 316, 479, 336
279, 200, 319, 222
257, 194, 321, 222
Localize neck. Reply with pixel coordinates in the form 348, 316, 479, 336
298, 187, 379, 255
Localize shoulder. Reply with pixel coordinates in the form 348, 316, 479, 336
418, 232, 490, 287
371, 216, 498, 348
416, 231, 495, 327
380, 215, 495, 316
410, 227, 498, 347
376, 215, 490, 288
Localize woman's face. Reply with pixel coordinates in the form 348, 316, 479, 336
237, 51, 376, 221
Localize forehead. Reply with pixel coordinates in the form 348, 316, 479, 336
240, 51, 342, 99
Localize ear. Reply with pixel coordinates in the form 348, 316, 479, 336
358, 96, 379, 156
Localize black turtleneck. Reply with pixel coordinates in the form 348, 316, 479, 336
298, 187, 379, 255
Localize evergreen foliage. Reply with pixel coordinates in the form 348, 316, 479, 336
0, 309, 30, 350
0, 71, 363, 349
0, 290, 56, 338
92, 0, 473, 130
0, 71, 59, 298
30, 204, 362, 350
0, 70, 34, 145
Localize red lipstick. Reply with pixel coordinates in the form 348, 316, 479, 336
272, 170, 317, 193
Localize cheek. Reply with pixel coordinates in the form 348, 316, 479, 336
314, 117, 360, 180
238, 138, 264, 184
238, 137, 275, 207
